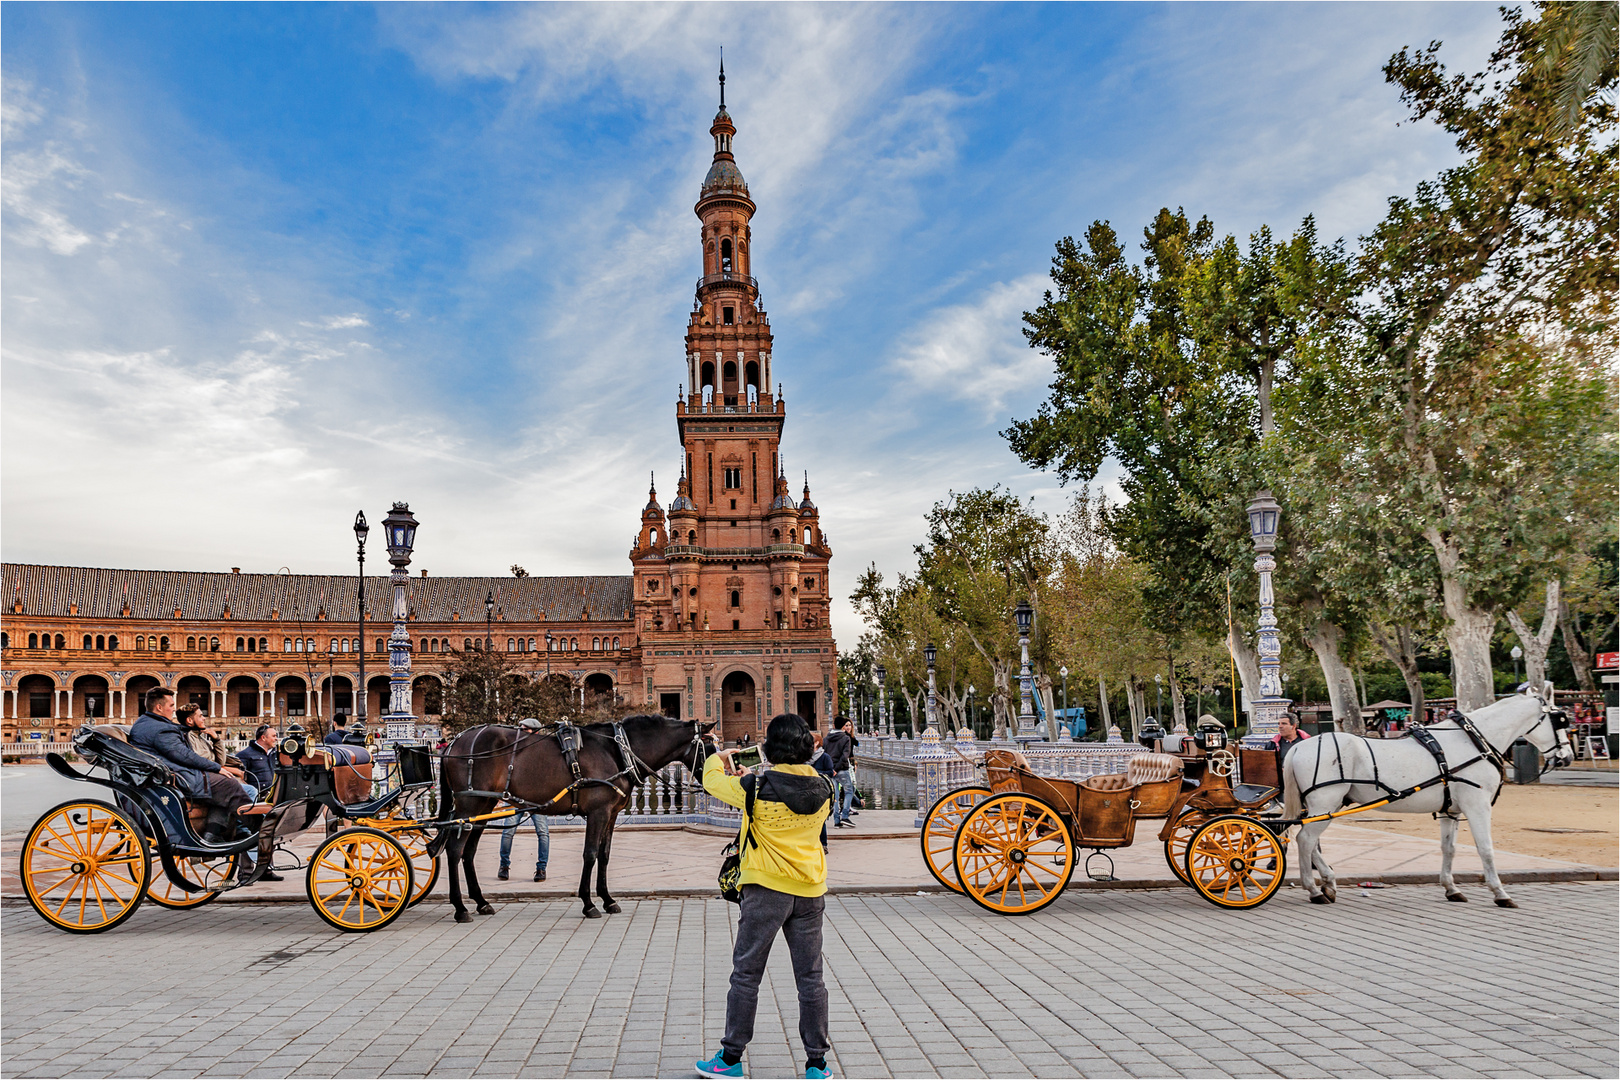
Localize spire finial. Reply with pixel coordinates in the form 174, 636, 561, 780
719, 48, 725, 108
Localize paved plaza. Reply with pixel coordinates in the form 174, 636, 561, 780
3, 882, 1616, 1079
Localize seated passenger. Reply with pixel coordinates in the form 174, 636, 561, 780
324, 720, 350, 746
130, 688, 251, 843
237, 723, 277, 793
177, 704, 256, 803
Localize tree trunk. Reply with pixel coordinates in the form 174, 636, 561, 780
990, 658, 1014, 737
1036, 674, 1058, 741
1301, 602, 1365, 735
1125, 678, 1145, 739
1368, 621, 1425, 725
1225, 622, 1261, 706
1426, 528, 1500, 712
1168, 668, 1187, 728
1505, 579, 1561, 694
1097, 675, 1113, 735
1558, 599, 1598, 692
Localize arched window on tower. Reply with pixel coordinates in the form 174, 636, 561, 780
701, 360, 715, 391
720, 238, 733, 273
730, 590, 740, 609
723, 360, 737, 388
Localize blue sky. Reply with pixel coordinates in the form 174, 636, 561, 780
2, 2, 1505, 633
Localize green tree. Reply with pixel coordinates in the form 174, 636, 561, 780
1283, 6, 1617, 710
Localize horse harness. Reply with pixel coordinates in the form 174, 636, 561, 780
451, 720, 684, 817
1298, 710, 1509, 817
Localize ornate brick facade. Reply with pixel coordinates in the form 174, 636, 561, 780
0, 82, 837, 748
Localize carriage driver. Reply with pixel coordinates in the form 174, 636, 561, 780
130, 687, 253, 844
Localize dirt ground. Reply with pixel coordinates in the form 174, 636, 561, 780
1342, 781, 1618, 866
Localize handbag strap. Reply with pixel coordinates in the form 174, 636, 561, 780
739, 773, 758, 856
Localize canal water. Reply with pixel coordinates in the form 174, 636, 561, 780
854, 766, 918, 810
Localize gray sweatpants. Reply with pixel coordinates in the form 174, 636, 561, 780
722, 884, 830, 1061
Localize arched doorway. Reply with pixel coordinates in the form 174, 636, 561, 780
367, 676, 392, 722
721, 671, 757, 743
125, 675, 161, 720
323, 675, 354, 720
275, 675, 307, 724
73, 675, 110, 721
227, 676, 262, 720
176, 675, 212, 716
18, 675, 56, 740
413, 675, 442, 718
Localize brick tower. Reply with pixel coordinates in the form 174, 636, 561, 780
629, 66, 837, 742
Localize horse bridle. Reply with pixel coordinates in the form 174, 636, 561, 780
1536, 705, 1574, 777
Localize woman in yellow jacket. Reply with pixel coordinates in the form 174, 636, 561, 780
696, 713, 835, 1080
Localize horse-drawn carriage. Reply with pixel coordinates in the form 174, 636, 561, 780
20, 722, 441, 934
921, 726, 1291, 914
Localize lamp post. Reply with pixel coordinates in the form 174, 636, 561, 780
380, 502, 419, 747
1013, 599, 1039, 743
875, 665, 887, 736
923, 643, 939, 736
1154, 672, 1163, 727
967, 684, 976, 739
1244, 490, 1289, 746
485, 591, 495, 652
1511, 645, 1523, 686
1060, 666, 1069, 736
353, 511, 369, 727
545, 631, 553, 677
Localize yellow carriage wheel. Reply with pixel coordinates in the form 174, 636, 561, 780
953, 793, 1074, 916
357, 802, 441, 907
146, 846, 238, 909
920, 786, 990, 893
1184, 815, 1287, 910
306, 826, 415, 933
1162, 811, 1205, 885
21, 800, 150, 934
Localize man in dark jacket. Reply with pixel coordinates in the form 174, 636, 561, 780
823, 718, 857, 828
238, 724, 278, 792
130, 687, 251, 842
324, 720, 350, 746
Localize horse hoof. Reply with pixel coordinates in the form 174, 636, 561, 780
604, 901, 621, 915
583, 908, 602, 919
1446, 892, 1469, 902
1309, 894, 1331, 905
1495, 897, 1518, 908
476, 903, 496, 916
455, 911, 474, 924
1322, 886, 1336, 903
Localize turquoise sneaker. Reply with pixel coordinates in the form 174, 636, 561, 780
695, 1051, 743, 1078
805, 1066, 833, 1079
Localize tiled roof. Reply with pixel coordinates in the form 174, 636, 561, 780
1, 564, 634, 624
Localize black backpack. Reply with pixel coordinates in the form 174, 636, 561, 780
717, 774, 759, 903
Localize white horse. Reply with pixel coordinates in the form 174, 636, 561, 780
1282, 688, 1574, 907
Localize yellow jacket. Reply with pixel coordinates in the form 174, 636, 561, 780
704, 756, 832, 897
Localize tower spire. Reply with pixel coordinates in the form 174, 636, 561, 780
719, 48, 725, 108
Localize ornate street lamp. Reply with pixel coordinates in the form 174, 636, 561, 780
1013, 599, 1039, 743
923, 642, 939, 736
1154, 672, 1163, 725
875, 664, 887, 736
545, 630, 553, 677
967, 684, 976, 739
379, 502, 419, 748
1245, 490, 1288, 745
485, 591, 495, 652
353, 511, 369, 726
1511, 645, 1523, 685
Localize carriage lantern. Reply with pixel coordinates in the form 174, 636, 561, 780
1014, 599, 1033, 637
382, 502, 419, 567
1138, 715, 1166, 749
1246, 490, 1281, 554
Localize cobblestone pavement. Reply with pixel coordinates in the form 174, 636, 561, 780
3, 883, 1615, 1079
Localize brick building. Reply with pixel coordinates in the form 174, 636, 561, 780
0, 82, 838, 748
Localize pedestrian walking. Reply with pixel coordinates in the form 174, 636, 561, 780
823, 716, 856, 828
498, 810, 550, 882
696, 713, 834, 1080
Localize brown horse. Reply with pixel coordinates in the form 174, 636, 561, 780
432, 715, 716, 920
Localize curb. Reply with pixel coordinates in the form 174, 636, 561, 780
7, 868, 1610, 907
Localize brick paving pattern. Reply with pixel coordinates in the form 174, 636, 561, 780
2, 882, 1615, 1078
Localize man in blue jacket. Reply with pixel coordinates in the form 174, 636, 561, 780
130, 687, 252, 843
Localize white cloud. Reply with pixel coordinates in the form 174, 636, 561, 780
890, 273, 1050, 415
